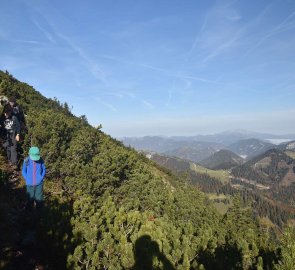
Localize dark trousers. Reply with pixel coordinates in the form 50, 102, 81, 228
4, 133, 18, 165
26, 182, 44, 209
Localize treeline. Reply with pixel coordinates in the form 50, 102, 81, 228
150, 156, 293, 229
1, 70, 294, 269
270, 184, 295, 207
182, 170, 292, 228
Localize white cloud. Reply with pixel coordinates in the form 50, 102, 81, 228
142, 100, 154, 110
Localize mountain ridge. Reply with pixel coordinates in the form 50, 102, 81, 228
228, 138, 275, 159
122, 130, 295, 147
199, 149, 244, 170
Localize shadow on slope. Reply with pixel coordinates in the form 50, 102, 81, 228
133, 235, 175, 270
0, 170, 75, 270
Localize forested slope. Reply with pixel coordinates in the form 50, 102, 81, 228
0, 70, 294, 269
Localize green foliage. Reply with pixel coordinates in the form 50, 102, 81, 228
275, 224, 295, 270
1, 70, 288, 269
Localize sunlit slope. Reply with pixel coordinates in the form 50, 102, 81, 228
0, 70, 284, 270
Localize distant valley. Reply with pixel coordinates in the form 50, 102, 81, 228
130, 133, 295, 228
147, 147, 295, 227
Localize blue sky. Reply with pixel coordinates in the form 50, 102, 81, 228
1, 0, 295, 137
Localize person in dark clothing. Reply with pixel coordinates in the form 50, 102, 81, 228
1, 107, 21, 167
22, 146, 46, 210
7, 97, 26, 131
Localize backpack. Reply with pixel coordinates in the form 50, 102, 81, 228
0, 96, 9, 107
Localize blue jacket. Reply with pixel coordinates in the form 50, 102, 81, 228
22, 158, 46, 186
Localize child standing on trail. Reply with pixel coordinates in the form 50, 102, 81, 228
22, 147, 46, 209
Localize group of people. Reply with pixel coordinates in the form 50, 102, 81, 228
0, 96, 46, 209
0, 96, 25, 168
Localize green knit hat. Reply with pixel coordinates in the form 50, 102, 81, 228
29, 146, 41, 161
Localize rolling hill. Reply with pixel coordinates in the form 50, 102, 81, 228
228, 138, 275, 159
163, 142, 223, 162
232, 149, 295, 186
199, 149, 244, 170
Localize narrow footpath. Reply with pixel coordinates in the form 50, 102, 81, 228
0, 165, 46, 270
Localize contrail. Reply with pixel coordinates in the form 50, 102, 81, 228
244, 10, 295, 57
31, 19, 56, 44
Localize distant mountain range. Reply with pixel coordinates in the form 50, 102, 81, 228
123, 130, 295, 146
122, 130, 295, 162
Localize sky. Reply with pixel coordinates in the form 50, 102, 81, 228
0, 0, 295, 137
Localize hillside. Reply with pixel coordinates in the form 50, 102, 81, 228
164, 144, 219, 162
278, 140, 295, 151
148, 152, 294, 229
149, 153, 191, 172
199, 149, 244, 170
285, 141, 295, 151
0, 70, 292, 270
149, 152, 229, 182
228, 138, 274, 159
232, 149, 295, 186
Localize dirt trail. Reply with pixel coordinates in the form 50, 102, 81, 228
0, 168, 46, 270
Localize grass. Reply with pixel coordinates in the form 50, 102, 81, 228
207, 193, 228, 200
285, 151, 295, 159
207, 193, 232, 215
258, 217, 277, 231
190, 163, 230, 183
213, 202, 231, 215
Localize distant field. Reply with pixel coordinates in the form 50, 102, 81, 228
207, 193, 232, 215
207, 193, 228, 200
213, 202, 231, 215
285, 151, 295, 159
258, 217, 276, 228
190, 163, 230, 183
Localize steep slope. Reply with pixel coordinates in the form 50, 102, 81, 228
199, 149, 244, 170
278, 140, 295, 151
285, 140, 295, 151
149, 153, 191, 172
150, 153, 230, 183
0, 71, 279, 270
232, 149, 295, 186
228, 138, 274, 159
